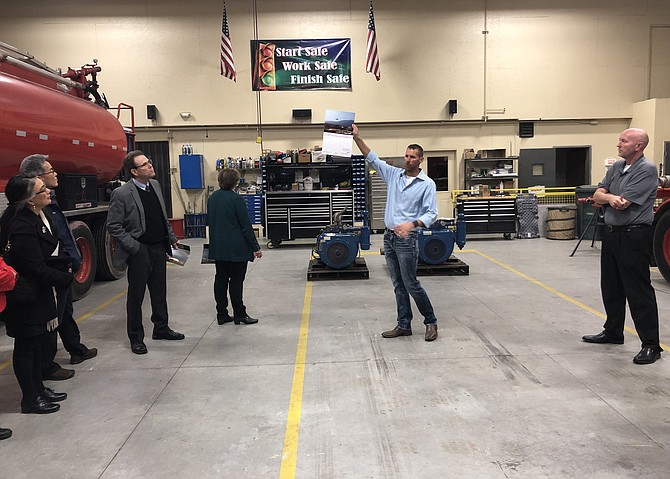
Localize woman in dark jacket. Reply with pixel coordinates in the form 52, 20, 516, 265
207, 168, 262, 325
0, 175, 73, 414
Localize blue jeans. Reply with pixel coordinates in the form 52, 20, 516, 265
384, 231, 437, 329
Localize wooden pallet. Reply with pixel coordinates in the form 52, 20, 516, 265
417, 256, 469, 276
307, 257, 370, 280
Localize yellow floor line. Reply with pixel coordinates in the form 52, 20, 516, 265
279, 281, 312, 479
0, 290, 127, 372
75, 290, 127, 324
0, 358, 11, 371
469, 249, 669, 351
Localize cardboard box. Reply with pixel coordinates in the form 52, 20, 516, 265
298, 152, 311, 163
311, 151, 326, 163
463, 148, 476, 160
477, 149, 506, 158
480, 185, 490, 196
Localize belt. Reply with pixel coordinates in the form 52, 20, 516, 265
605, 224, 651, 233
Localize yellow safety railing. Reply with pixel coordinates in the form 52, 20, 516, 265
452, 186, 577, 205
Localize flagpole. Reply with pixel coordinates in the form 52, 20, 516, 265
252, 0, 264, 153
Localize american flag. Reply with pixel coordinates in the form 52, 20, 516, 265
366, 0, 381, 81
220, 2, 237, 81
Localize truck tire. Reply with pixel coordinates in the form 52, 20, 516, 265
653, 212, 670, 282
70, 221, 97, 300
93, 218, 127, 281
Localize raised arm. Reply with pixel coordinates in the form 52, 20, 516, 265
352, 124, 371, 158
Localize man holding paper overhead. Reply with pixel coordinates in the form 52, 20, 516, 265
352, 124, 439, 341
107, 151, 185, 355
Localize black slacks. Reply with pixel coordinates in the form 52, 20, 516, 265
126, 243, 169, 343
40, 329, 60, 377
601, 227, 660, 347
56, 285, 87, 356
214, 260, 248, 318
40, 285, 87, 375
14, 334, 46, 405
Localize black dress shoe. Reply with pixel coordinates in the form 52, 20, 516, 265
43, 366, 76, 381
425, 324, 438, 342
39, 388, 67, 402
234, 315, 258, 325
381, 326, 412, 338
582, 331, 624, 344
70, 347, 98, 365
633, 347, 662, 364
152, 329, 185, 340
217, 314, 233, 325
0, 428, 11, 440
21, 399, 60, 414
131, 342, 148, 354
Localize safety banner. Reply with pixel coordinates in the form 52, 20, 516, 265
250, 39, 351, 91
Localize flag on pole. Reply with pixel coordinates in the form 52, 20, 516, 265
365, 0, 381, 81
220, 1, 237, 81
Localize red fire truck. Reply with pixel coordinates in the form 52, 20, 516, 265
0, 41, 133, 298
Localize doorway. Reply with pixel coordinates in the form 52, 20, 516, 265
426, 156, 448, 191
425, 150, 456, 218
135, 140, 172, 217
518, 146, 591, 188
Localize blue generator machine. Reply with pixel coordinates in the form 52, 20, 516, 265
314, 211, 371, 269
418, 214, 467, 265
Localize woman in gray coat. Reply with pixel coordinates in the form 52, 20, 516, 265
207, 169, 262, 325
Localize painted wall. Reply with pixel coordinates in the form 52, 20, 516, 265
2, 0, 669, 218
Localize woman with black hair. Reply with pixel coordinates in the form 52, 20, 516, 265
0, 174, 73, 414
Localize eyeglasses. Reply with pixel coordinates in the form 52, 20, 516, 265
35, 187, 49, 196
41, 168, 56, 176
134, 159, 153, 169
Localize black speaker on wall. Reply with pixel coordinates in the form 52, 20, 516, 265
447, 99, 458, 115
147, 104, 157, 120
519, 121, 535, 138
292, 109, 312, 119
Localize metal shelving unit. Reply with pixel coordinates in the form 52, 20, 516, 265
260, 156, 365, 247
464, 157, 519, 191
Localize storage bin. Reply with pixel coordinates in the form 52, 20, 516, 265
575, 185, 602, 240
546, 206, 576, 240
184, 213, 207, 238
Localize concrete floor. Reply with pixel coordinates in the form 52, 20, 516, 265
1, 234, 669, 478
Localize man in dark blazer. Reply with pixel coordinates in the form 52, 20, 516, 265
107, 150, 184, 355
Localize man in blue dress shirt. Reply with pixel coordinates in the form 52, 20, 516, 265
352, 124, 439, 341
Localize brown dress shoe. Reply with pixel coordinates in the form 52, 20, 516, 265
43, 366, 75, 381
381, 326, 412, 338
425, 324, 438, 341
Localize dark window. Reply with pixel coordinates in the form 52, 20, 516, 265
427, 156, 448, 191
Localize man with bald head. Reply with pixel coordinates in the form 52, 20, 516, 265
582, 128, 663, 364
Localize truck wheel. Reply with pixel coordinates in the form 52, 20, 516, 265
93, 218, 127, 281
70, 221, 97, 300
653, 212, 670, 282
